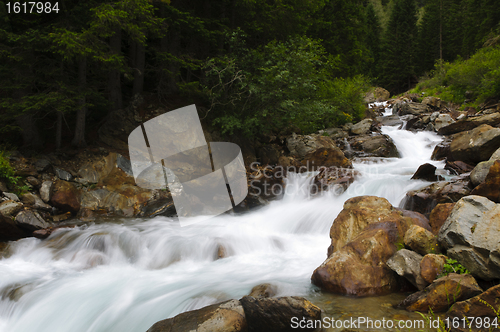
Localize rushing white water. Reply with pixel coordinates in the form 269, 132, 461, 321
0, 111, 444, 332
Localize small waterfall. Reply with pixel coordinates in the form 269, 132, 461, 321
0, 104, 444, 332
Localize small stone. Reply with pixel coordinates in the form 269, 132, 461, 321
39, 181, 53, 203
54, 168, 73, 181
34, 158, 51, 172
3, 192, 19, 202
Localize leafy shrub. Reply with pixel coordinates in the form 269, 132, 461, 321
413, 45, 500, 106
202, 35, 370, 136
437, 258, 470, 278
0, 150, 21, 189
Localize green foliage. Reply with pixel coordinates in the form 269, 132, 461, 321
379, 0, 419, 94
413, 45, 500, 104
0, 151, 26, 195
202, 36, 369, 136
437, 258, 470, 278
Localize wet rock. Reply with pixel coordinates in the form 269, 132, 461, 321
300, 147, 352, 171
376, 114, 403, 127
397, 102, 430, 116
21, 192, 52, 211
431, 139, 452, 160
54, 168, 73, 181
137, 196, 176, 218
400, 273, 482, 312
116, 154, 133, 176
248, 165, 285, 201
387, 249, 427, 290
15, 210, 50, 231
77, 153, 117, 184
248, 284, 277, 298
0, 200, 28, 241
39, 181, 53, 203
0, 200, 23, 217
420, 254, 447, 283
344, 134, 399, 158
240, 296, 321, 332
286, 133, 336, 158
404, 225, 440, 256
398, 209, 432, 232
311, 167, 357, 195
146, 299, 247, 332
411, 163, 440, 181
438, 195, 500, 280
34, 158, 51, 172
3, 192, 19, 202
429, 203, 455, 235
470, 160, 495, 186
50, 180, 81, 213
445, 160, 474, 175
402, 180, 471, 217
328, 196, 413, 254
26, 176, 41, 188
438, 112, 500, 135
312, 221, 402, 296
447, 284, 500, 320
434, 114, 455, 131
450, 124, 500, 163
350, 118, 373, 135
470, 160, 500, 202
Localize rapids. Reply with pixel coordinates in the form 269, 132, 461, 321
0, 104, 444, 332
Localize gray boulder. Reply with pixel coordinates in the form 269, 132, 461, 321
15, 210, 50, 231
470, 160, 495, 186
450, 124, 500, 163
438, 195, 500, 280
433, 114, 454, 131
39, 181, 53, 203
350, 118, 373, 135
387, 249, 428, 290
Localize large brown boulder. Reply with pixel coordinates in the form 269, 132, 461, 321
240, 296, 321, 332
312, 222, 401, 296
429, 203, 455, 235
450, 124, 500, 163
312, 196, 418, 296
50, 180, 81, 213
146, 297, 321, 332
470, 160, 500, 202
448, 284, 500, 320
146, 300, 246, 332
328, 196, 412, 254
399, 273, 483, 312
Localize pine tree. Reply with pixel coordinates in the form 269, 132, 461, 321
380, 0, 418, 93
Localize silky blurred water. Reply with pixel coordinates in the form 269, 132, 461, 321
0, 110, 444, 332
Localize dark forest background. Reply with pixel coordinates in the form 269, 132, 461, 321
1, 0, 499, 149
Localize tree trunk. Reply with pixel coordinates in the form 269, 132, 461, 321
108, 27, 123, 111
56, 111, 62, 150
132, 40, 145, 96
72, 56, 87, 147
16, 113, 41, 148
